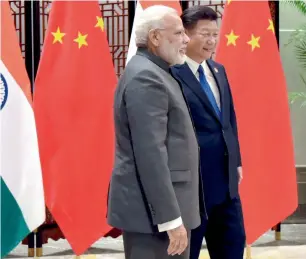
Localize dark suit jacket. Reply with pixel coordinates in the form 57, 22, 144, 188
171, 59, 242, 210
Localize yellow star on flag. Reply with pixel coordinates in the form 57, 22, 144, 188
267, 19, 275, 34
247, 34, 260, 51
95, 16, 104, 31
51, 27, 65, 44
225, 30, 239, 46
227, 0, 232, 4
74, 32, 88, 49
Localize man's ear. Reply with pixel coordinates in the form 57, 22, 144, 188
148, 29, 160, 47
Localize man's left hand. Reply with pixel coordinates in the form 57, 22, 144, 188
238, 166, 243, 184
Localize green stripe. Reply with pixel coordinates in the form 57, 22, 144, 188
1, 177, 30, 258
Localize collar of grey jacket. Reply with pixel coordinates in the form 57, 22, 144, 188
136, 47, 170, 73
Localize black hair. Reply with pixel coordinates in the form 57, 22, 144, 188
181, 6, 218, 30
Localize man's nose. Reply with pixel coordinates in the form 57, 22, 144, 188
184, 33, 190, 44
207, 38, 216, 45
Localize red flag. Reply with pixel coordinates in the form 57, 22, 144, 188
215, 1, 298, 244
139, 0, 181, 10
34, 1, 116, 254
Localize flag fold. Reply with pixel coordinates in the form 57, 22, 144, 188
1, 2, 45, 257
34, 1, 116, 254
215, 0, 298, 244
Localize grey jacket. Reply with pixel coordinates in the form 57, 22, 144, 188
107, 48, 201, 233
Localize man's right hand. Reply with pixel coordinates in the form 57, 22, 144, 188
167, 224, 188, 256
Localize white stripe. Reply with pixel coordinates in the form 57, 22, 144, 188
279, 29, 306, 32
0, 60, 45, 230
126, 1, 143, 65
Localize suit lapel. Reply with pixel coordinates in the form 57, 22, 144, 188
206, 59, 225, 118
175, 62, 221, 123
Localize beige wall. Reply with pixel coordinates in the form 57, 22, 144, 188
279, 4, 306, 166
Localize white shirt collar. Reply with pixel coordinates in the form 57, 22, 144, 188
184, 55, 210, 76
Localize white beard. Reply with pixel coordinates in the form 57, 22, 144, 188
158, 40, 185, 66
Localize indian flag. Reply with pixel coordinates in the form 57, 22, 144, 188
0, 2, 45, 257
126, 0, 182, 64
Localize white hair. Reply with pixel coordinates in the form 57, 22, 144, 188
135, 5, 178, 47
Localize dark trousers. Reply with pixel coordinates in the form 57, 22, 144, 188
190, 197, 246, 259
123, 230, 191, 259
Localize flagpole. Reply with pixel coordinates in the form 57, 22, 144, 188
246, 245, 252, 259
128, 0, 136, 38
31, 0, 34, 89
25, 0, 40, 94
25, 1, 43, 257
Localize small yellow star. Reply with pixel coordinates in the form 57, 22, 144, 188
51, 27, 65, 44
267, 19, 275, 34
95, 16, 104, 31
73, 32, 88, 49
227, 0, 232, 4
225, 30, 239, 46
247, 34, 260, 51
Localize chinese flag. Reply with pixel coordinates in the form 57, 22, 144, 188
215, 1, 298, 244
34, 1, 117, 254
126, 0, 181, 63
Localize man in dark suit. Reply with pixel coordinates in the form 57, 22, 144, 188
108, 5, 202, 259
171, 6, 246, 259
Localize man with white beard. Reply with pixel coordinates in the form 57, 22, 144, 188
107, 5, 202, 259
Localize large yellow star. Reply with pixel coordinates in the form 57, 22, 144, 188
247, 34, 260, 51
95, 16, 104, 31
73, 32, 88, 49
267, 19, 275, 34
225, 30, 239, 46
227, 0, 232, 4
51, 27, 65, 44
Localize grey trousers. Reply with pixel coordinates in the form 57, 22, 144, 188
123, 231, 191, 259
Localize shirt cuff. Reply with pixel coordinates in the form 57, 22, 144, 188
157, 217, 183, 232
